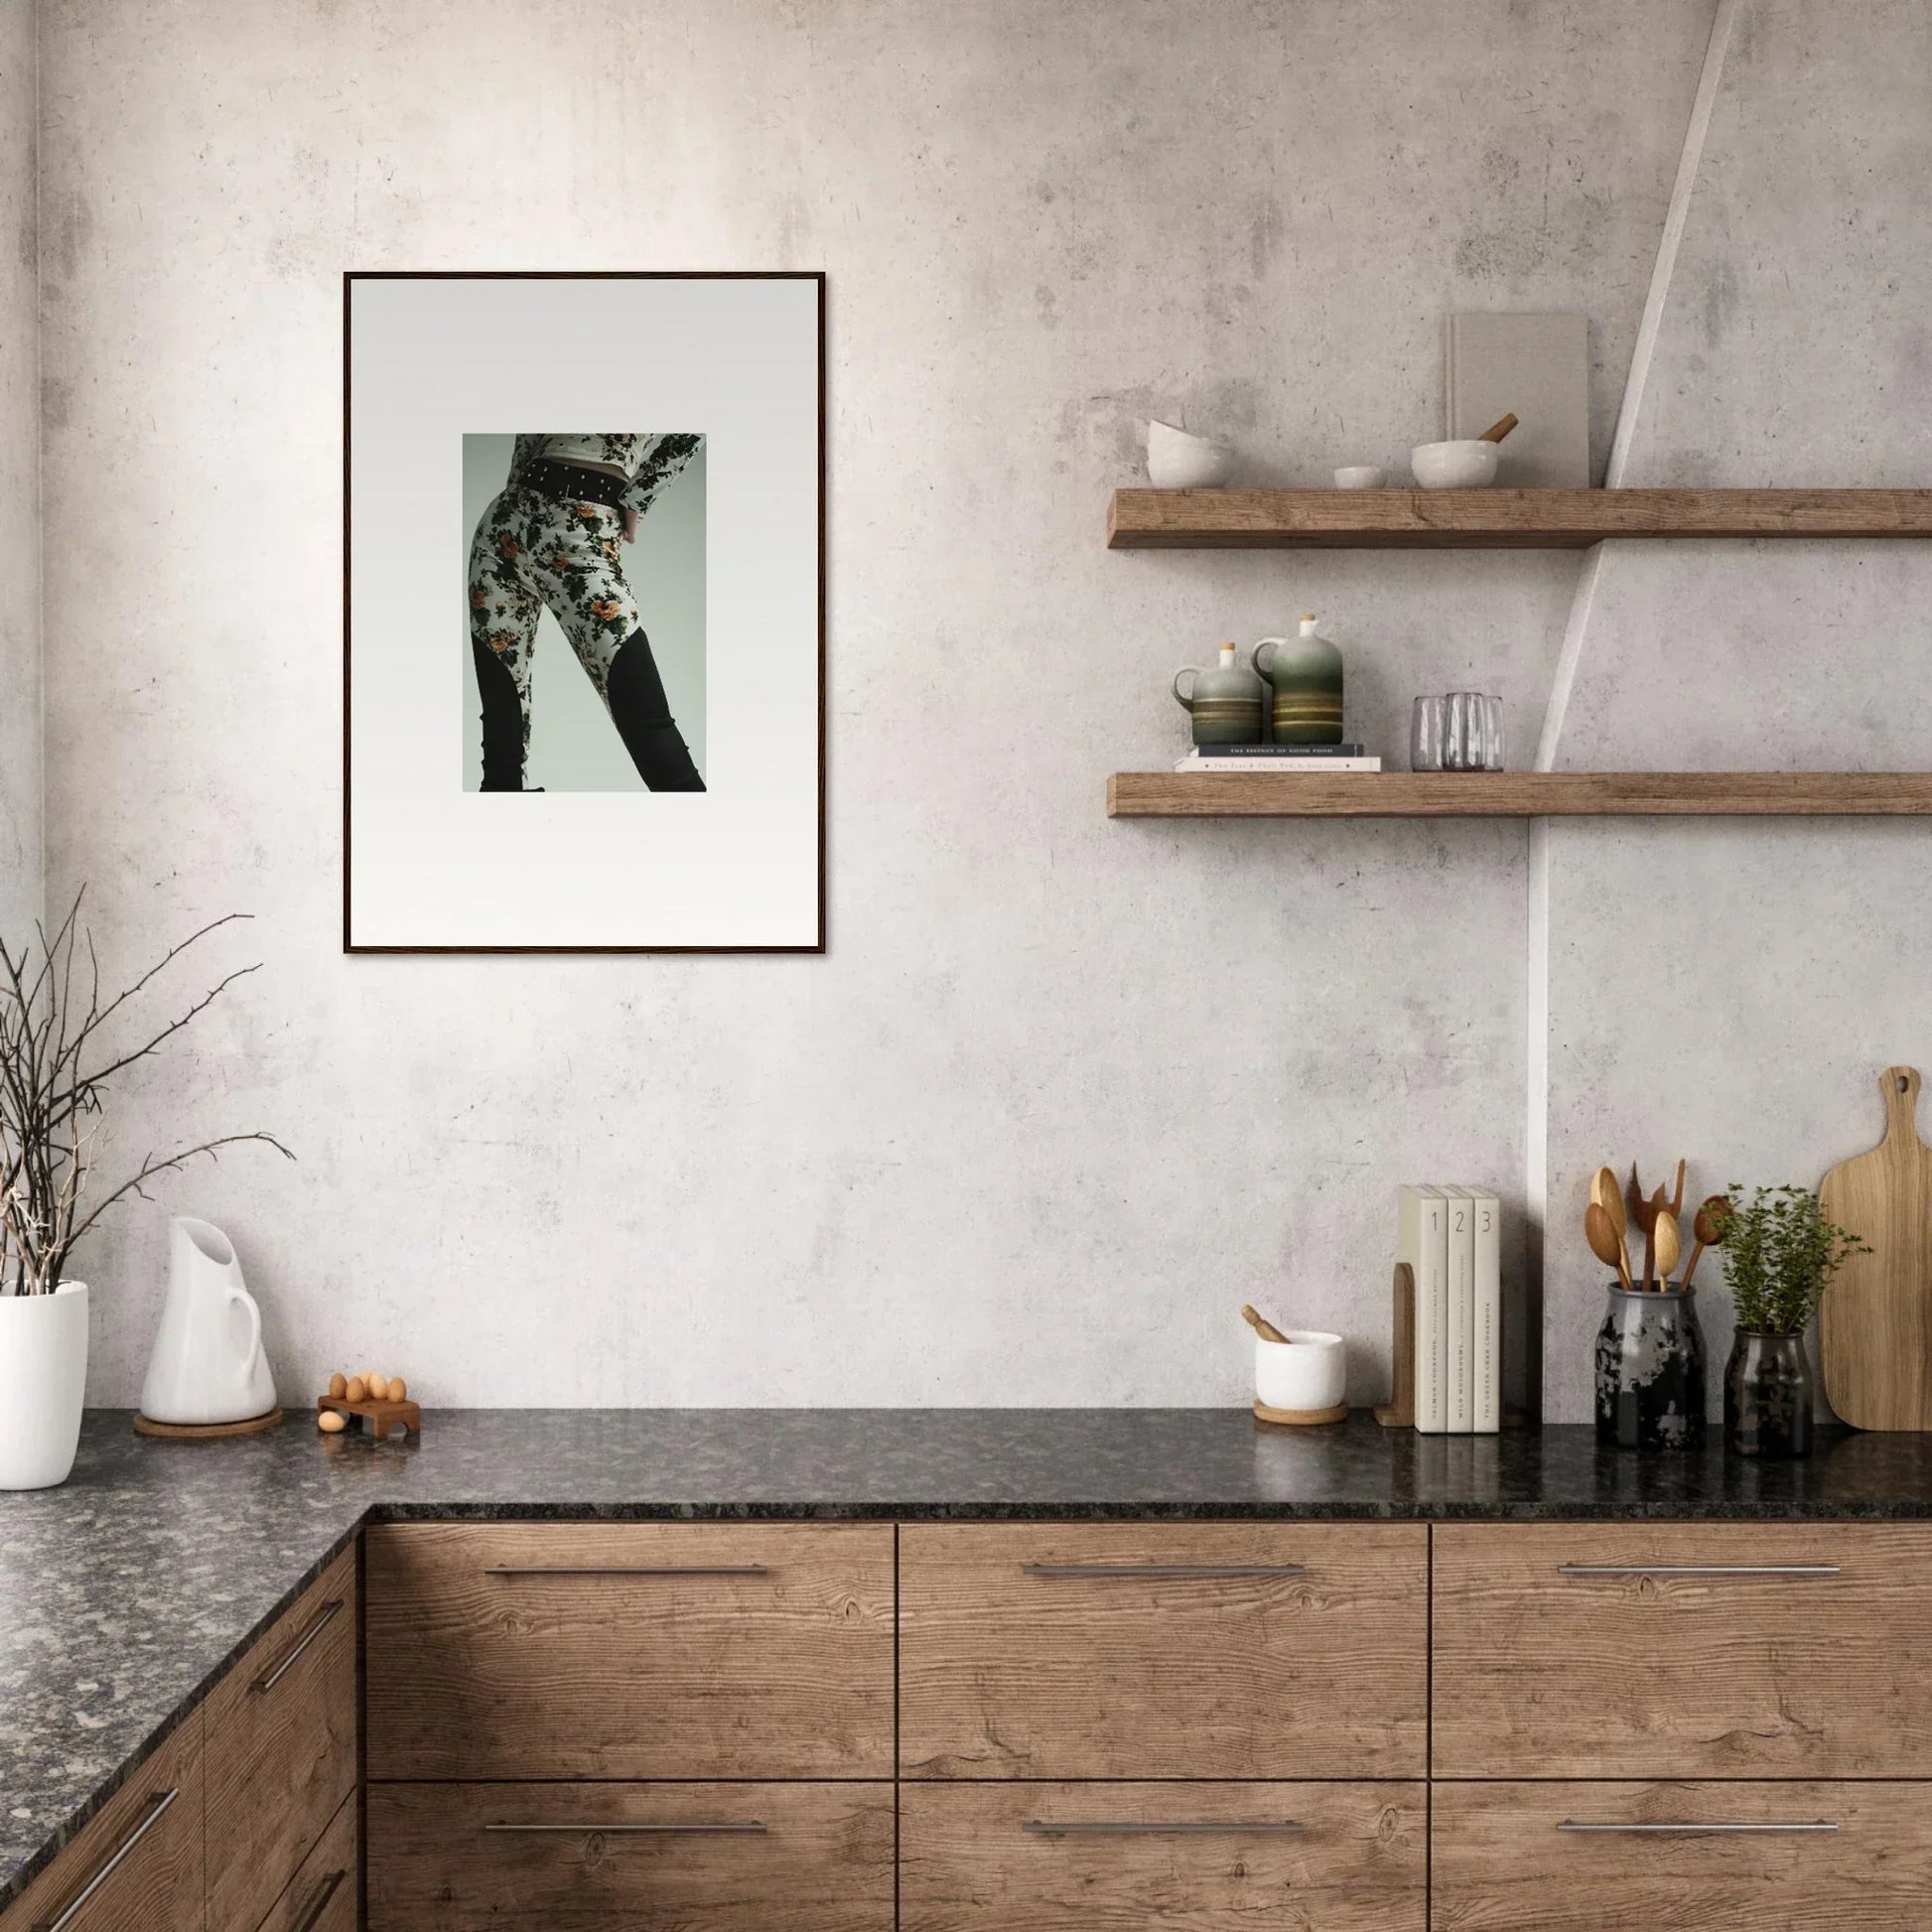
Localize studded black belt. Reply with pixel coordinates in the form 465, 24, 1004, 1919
518, 458, 627, 509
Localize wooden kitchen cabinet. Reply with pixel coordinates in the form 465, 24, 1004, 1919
253, 1790, 356, 1932
1432, 1779, 1932, 1930
366, 1780, 894, 1930
365, 1521, 895, 1779
1433, 1522, 1932, 1777
0, 1714, 204, 1932
204, 1542, 358, 1932
901, 1781, 1427, 1931
899, 1522, 1428, 1777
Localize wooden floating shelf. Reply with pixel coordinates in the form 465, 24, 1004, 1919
1107, 771, 1932, 818
1107, 486, 1932, 549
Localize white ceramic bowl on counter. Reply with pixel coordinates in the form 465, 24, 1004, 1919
1254, 1329, 1346, 1413
1146, 420, 1238, 488
1410, 440, 1499, 488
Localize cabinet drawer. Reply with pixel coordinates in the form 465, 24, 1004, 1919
1, 1714, 203, 1932
1433, 1781, 1932, 1930
899, 1523, 1427, 1777
901, 1781, 1426, 1930
256, 1788, 355, 1932
366, 1781, 894, 1931
1433, 1523, 1932, 1776
205, 1542, 358, 1932
365, 1522, 894, 1778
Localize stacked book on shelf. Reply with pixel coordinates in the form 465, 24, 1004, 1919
1397, 1183, 1501, 1434
1175, 744, 1381, 773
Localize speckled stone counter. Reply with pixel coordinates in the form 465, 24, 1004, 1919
5, 1407, 1932, 1905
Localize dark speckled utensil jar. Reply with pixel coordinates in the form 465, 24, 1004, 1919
1594, 1283, 1707, 1450
1725, 1329, 1816, 1459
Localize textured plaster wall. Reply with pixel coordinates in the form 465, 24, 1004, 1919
0, 0, 37, 940
1539, 0, 1932, 1418
32, 0, 1734, 1409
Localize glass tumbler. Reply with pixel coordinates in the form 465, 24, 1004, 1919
1410, 696, 1447, 771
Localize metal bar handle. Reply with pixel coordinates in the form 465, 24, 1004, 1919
1021, 1564, 1306, 1580
1559, 1820, 1839, 1835
251, 1599, 344, 1695
483, 1821, 768, 1835
290, 1866, 348, 1932
1023, 1820, 1305, 1837
1557, 1565, 1841, 1579
33, 1788, 180, 1932
483, 1566, 770, 1578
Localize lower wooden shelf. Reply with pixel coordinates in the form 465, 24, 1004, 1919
1107, 771, 1932, 818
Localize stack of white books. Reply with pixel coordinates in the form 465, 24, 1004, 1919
1174, 744, 1382, 773
1397, 1184, 1501, 1434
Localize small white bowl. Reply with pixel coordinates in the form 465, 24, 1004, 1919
1254, 1330, 1346, 1413
1147, 420, 1237, 488
1411, 440, 1499, 489
1333, 465, 1385, 489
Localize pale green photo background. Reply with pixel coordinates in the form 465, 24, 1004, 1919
461, 434, 707, 790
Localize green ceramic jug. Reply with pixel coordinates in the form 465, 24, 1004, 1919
1173, 643, 1265, 746
1250, 615, 1343, 745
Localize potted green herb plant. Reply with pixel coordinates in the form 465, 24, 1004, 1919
1, 893, 290, 1489
1718, 1184, 1868, 1459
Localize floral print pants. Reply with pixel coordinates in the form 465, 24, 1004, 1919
467, 485, 644, 785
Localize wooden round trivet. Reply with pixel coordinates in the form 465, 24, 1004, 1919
1253, 1399, 1349, 1428
133, 1408, 283, 1441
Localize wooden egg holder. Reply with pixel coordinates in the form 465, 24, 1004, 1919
316, 1394, 421, 1442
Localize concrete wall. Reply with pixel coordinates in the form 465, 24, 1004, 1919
0, 0, 37, 943
30, 0, 1908, 1416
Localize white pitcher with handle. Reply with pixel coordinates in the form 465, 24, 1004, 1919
139, 1217, 277, 1426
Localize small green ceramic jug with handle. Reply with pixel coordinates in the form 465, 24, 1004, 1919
1173, 642, 1266, 746
1250, 614, 1344, 745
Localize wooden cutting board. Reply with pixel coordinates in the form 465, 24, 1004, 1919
1820, 1065, 1932, 1430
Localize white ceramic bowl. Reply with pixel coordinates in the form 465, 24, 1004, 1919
1410, 440, 1499, 489
1254, 1329, 1346, 1413
1333, 465, 1386, 489
1147, 420, 1237, 488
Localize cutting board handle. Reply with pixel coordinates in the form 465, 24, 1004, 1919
1880, 1065, 1923, 1143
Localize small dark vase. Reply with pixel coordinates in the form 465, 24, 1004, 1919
1725, 1329, 1816, 1459
1594, 1283, 1707, 1450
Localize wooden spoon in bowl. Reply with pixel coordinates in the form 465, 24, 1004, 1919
1586, 1201, 1634, 1290
1478, 412, 1519, 444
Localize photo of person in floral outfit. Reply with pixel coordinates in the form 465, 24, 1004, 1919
466, 434, 705, 791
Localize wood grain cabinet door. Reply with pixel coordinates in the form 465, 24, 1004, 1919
899, 1523, 1427, 1778
901, 1782, 1426, 1931
1433, 1523, 1932, 1776
204, 1542, 358, 1932
0, 1713, 204, 1932
365, 1522, 895, 1778
366, 1781, 894, 1931
255, 1789, 356, 1932
1433, 1781, 1932, 1930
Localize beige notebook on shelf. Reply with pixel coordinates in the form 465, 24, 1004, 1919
1445, 313, 1588, 487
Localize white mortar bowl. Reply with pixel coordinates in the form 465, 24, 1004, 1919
1147, 420, 1237, 488
1411, 440, 1499, 489
1254, 1329, 1346, 1413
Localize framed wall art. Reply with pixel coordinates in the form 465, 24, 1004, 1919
344, 271, 824, 952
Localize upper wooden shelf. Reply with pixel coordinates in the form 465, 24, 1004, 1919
1106, 487, 1932, 549
1108, 771, 1932, 818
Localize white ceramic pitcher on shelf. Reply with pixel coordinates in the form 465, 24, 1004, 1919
139, 1217, 277, 1426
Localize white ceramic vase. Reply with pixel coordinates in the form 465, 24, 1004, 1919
0, 1281, 89, 1489
139, 1218, 276, 1426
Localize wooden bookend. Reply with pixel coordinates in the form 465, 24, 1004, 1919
1374, 1261, 1416, 1428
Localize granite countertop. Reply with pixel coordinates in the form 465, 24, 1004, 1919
5, 1407, 1932, 1905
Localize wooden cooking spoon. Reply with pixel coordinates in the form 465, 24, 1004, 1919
1653, 1208, 1683, 1287
1241, 1305, 1291, 1344
1669, 1159, 1687, 1218
1587, 1201, 1634, 1290
1639, 1183, 1669, 1288
1681, 1195, 1731, 1287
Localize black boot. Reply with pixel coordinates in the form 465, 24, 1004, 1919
608, 630, 706, 791
473, 637, 528, 791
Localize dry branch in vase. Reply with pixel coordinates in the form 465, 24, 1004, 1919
0, 889, 293, 1296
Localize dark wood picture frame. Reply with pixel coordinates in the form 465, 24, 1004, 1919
343, 270, 826, 955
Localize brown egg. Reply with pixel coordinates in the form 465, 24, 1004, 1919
345, 1375, 367, 1403
327, 1372, 347, 1400
387, 1376, 407, 1402
317, 1409, 347, 1434
365, 1373, 390, 1401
